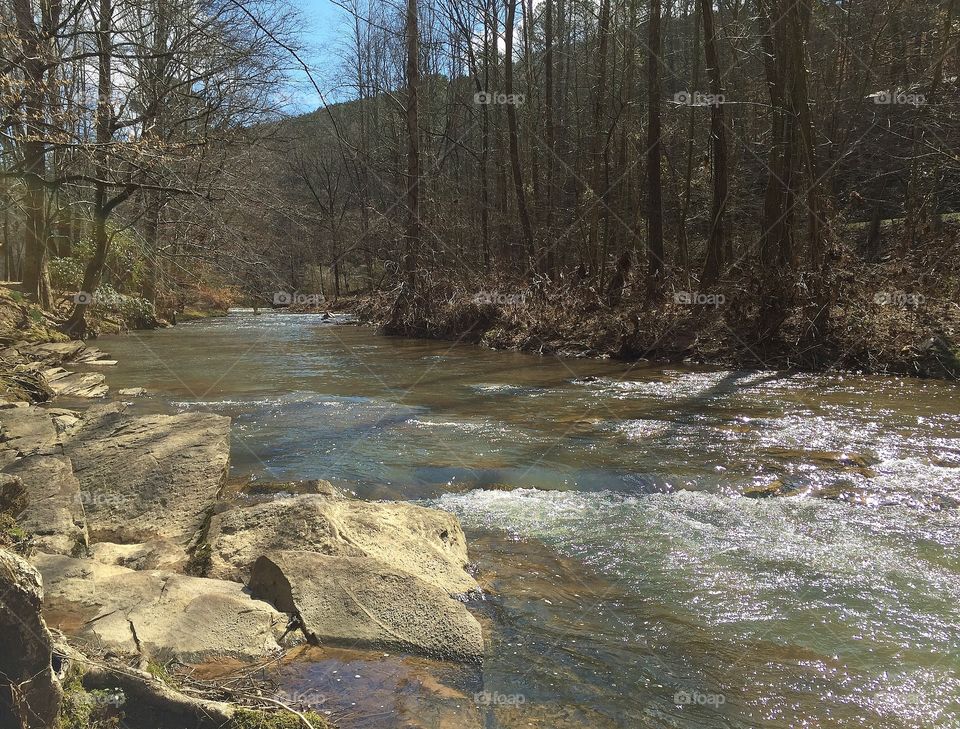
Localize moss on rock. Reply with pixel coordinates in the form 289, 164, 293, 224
228, 708, 331, 729
56, 672, 122, 729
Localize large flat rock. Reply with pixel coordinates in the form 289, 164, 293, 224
62, 408, 230, 546
249, 551, 484, 663
5, 454, 87, 555
206, 494, 477, 595
33, 553, 284, 664
4, 341, 115, 367
0, 342, 115, 399
42, 367, 108, 398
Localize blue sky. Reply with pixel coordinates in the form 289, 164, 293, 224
285, 0, 350, 112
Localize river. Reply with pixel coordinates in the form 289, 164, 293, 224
98, 310, 960, 728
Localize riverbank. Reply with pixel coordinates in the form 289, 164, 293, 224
0, 285, 166, 346
346, 251, 960, 380
0, 338, 486, 728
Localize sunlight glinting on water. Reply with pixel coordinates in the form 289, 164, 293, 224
98, 312, 960, 728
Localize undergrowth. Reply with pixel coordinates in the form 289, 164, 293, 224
356, 241, 959, 380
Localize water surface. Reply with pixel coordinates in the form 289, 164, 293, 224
100, 311, 960, 727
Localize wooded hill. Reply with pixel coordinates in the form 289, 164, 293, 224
2, 0, 958, 374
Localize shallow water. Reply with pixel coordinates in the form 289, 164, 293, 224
100, 311, 960, 727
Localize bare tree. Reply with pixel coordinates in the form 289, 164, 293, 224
645, 0, 664, 296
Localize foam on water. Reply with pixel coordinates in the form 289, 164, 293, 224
434, 487, 960, 725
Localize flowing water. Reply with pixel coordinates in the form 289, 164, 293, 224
99, 311, 960, 728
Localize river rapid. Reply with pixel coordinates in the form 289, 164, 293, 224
99, 311, 960, 728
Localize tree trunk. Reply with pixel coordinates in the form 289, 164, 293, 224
481, 0, 492, 271
64, 0, 114, 336
505, 0, 535, 261
141, 199, 160, 304
678, 0, 701, 282
587, 0, 611, 275
788, 0, 823, 269
12, 0, 52, 306
757, 0, 794, 268
699, 0, 728, 288
645, 0, 665, 296
404, 0, 421, 292
543, 0, 556, 276
904, 0, 956, 248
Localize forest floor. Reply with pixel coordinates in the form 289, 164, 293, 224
348, 245, 960, 381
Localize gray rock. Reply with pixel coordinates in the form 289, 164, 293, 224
63, 409, 230, 546
249, 551, 484, 663
6, 341, 87, 365
42, 367, 108, 398
0, 549, 63, 729
50, 410, 82, 434
5, 455, 87, 555
0, 406, 60, 461
33, 553, 284, 664
206, 494, 477, 594
117, 387, 147, 397
7, 341, 114, 367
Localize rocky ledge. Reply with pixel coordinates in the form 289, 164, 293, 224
0, 341, 484, 728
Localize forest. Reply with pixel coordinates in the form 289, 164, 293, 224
1, 0, 958, 374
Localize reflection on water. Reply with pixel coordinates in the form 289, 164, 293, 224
100, 311, 960, 728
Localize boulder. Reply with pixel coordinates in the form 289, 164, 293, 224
249, 551, 484, 663
117, 387, 147, 397
206, 494, 477, 594
0, 549, 62, 729
0, 406, 60, 462
63, 409, 230, 546
5, 455, 87, 555
33, 553, 284, 664
41, 367, 108, 398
